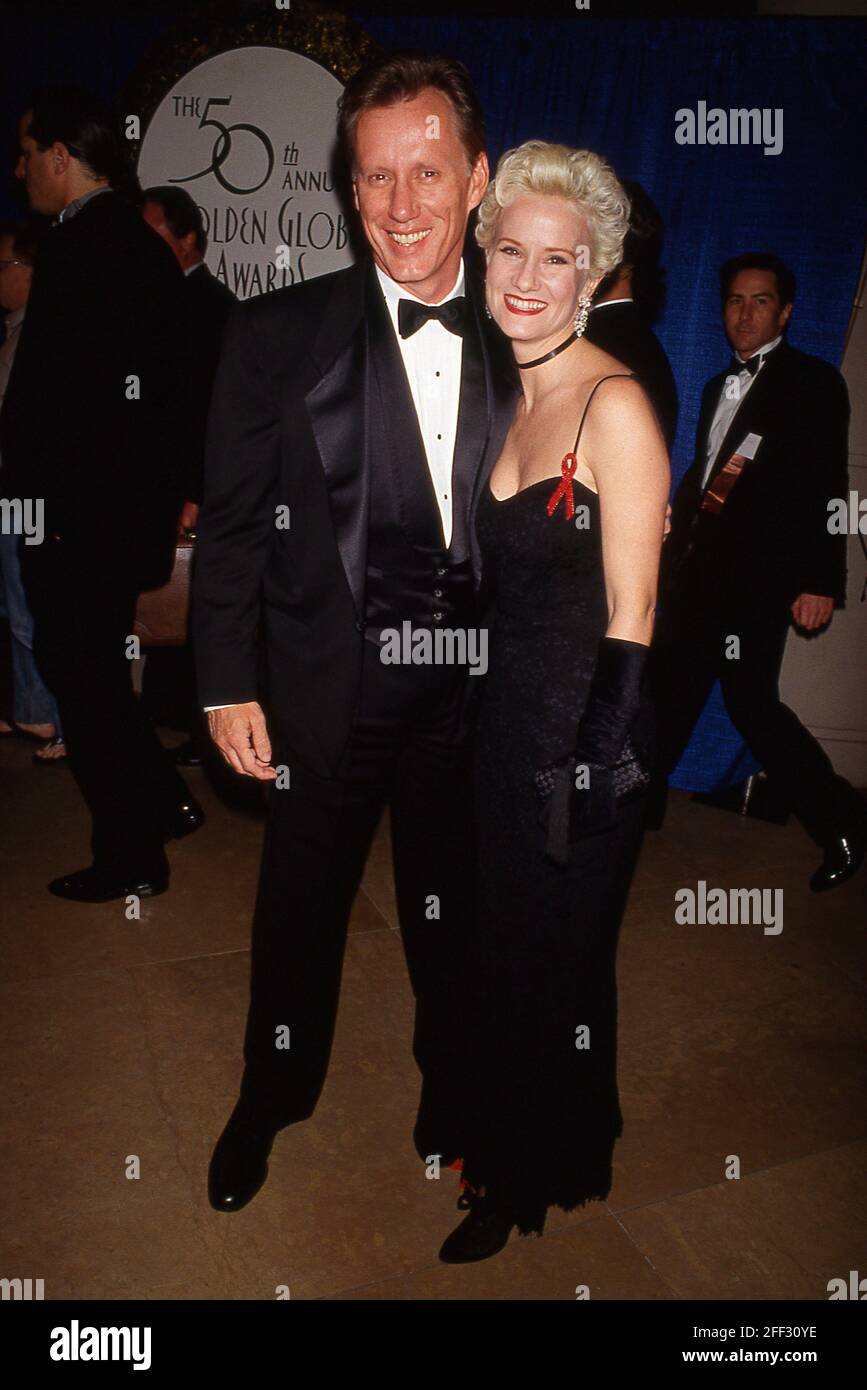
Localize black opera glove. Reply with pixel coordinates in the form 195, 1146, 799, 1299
535, 637, 652, 865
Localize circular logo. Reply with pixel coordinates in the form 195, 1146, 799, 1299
137, 45, 354, 298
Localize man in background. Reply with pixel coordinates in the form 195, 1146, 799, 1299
1, 85, 203, 901
141, 186, 236, 766
651, 252, 864, 893
586, 179, 678, 450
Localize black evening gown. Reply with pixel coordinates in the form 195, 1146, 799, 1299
445, 470, 649, 1236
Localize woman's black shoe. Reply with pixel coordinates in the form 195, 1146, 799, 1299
438, 1198, 515, 1264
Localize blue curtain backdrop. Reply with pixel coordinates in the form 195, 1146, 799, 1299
1, 10, 864, 791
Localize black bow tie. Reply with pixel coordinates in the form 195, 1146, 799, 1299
729, 352, 762, 378
398, 296, 467, 339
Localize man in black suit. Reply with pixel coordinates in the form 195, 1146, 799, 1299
651, 252, 864, 892
585, 180, 678, 450
0, 86, 203, 901
194, 54, 519, 1211
142, 186, 236, 525
141, 186, 236, 763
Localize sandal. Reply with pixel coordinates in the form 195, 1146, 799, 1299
32, 736, 67, 764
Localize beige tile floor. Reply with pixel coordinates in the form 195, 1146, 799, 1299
0, 731, 864, 1301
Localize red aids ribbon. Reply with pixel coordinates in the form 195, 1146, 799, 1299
546, 452, 577, 520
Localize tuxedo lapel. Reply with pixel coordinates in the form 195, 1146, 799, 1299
365, 266, 444, 548
304, 261, 369, 619
305, 256, 518, 603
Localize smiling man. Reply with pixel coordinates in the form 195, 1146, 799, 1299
193, 53, 520, 1212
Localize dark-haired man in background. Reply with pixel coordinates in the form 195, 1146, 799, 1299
0, 86, 203, 902
141, 186, 236, 765
651, 252, 865, 892
195, 53, 519, 1212
142, 185, 236, 529
586, 179, 678, 449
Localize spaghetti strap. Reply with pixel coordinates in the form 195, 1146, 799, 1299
572, 373, 636, 454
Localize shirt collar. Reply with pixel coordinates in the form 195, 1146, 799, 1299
734, 334, 783, 368
592, 297, 634, 309
56, 184, 111, 225
4, 305, 26, 333
375, 259, 465, 322
184, 261, 205, 277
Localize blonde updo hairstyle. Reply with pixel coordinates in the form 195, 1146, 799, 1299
475, 140, 630, 283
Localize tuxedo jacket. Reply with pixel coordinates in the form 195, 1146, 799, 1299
193, 256, 520, 774
183, 263, 236, 505
0, 190, 189, 592
664, 340, 849, 611
585, 300, 679, 450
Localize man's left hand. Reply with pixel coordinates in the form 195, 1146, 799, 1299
791, 593, 834, 631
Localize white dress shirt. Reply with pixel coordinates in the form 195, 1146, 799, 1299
374, 259, 465, 547
204, 260, 466, 711
701, 335, 782, 488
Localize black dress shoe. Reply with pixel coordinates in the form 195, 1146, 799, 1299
208, 1101, 280, 1213
171, 740, 203, 768
162, 797, 205, 840
810, 827, 866, 893
48, 865, 168, 902
439, 1198, 515, 1264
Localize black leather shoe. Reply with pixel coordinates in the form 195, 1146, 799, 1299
171, 740, 203, 768
810, 827, 866, 893
439, 1198, 515, 1264
48, 865, 168, 902
208, 1101, 280, 1213
162, 797, 205, 840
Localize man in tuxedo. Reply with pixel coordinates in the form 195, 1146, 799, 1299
142, 186, 237, 527
585, 180, 678, 450
0, 86, 203, 901
141, 186, 236, 764
194, 53, 519, 1212
651, 253, 864, 892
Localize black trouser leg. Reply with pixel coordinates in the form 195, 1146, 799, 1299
651, 586, 853, 849
390, 677, 477, 1156
239, 752, 386, 1123
240, 641, 474, 1129
648, 598, 719, 778
26, 545, 187, 876
719, 614, 849, 847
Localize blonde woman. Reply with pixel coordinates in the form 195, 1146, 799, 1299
434, 142, 669, 1262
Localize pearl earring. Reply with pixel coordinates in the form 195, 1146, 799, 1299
572, 294, 591, 338
484, 304, 493, 319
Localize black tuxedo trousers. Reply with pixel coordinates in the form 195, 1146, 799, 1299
650, 585, 851, 847
24, 539, 189, 877
239, 638, 476, 1145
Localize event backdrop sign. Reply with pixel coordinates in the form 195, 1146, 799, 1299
137, 45, 353, 297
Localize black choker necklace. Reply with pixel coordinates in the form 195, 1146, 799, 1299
517, 330, 578, 370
